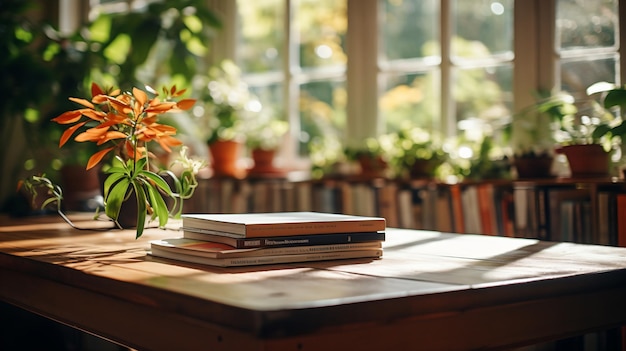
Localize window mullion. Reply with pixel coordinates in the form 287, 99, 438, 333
537, 0, 557, 92
440, 0, 453, 136
285, 0, 301, 161
513, 0, 540, 113
346, 0, 379, 147
616, 0, 626, 84
207, 0, 237, 65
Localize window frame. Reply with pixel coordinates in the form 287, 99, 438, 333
81, 0, 626, 168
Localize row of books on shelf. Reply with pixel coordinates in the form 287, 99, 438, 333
183, 177, 626, 246
514, 185, 626, 246
183, 178, 513, 233
150, 212, 386, 267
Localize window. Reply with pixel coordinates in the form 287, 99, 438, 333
556, 0, 619, 95
380, 0, 441, 133
83, 0, 622, 170
237, 0, 347, 163
236, 0, 621, 162
380, 0, 514, 140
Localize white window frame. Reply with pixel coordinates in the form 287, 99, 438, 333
78, 0, 626, 167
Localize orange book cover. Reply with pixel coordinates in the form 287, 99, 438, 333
477, 184, 497, 236
449, 184, 465, 233
151, 237, 382, 259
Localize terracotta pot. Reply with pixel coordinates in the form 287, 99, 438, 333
251, 148, 276, 172
514, 155, 554, 179
409, 159, 441, 178
357, 155, 388, 178
208, 139, 244, 178
559, 144, 609, 178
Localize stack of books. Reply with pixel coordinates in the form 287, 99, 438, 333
150, 211, 386, 267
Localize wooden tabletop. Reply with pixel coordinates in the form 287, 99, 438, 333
1, 214, 626, 351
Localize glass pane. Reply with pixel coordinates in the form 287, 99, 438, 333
299, 79, 347, 155
560, 56, 618, 95
557, 0, 617, 51
453, 64, 513, 131
380, 71, 441, 132
249, 83, 285, 121
452, 0, 514, 59
382, 0, 439, 61
238, 0, 284, 73
296, 0, 347, 69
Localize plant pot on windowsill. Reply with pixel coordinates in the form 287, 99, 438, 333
248, 148, 286, 178
513, 154, 554, 179
208, 139, 246, 179
557, 144, 610, 178
357, 155, 389, 179
407, 159, 442, 179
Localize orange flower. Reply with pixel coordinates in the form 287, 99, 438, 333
52, 82, 196, 170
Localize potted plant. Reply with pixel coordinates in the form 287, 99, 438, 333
550, 85, 618, 178
0, 0, 59, 211
245, 114, 289, 176
388, 125, 448, 179
344, 135, 394, 179
509, 92, 576, 178
194, 60, 259, 178
1, 0, 221, 212
22, 82, 200, 238
512, 87, 617, 178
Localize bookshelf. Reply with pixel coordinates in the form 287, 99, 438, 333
184, 175, 626, 350
185, 176, 626, 246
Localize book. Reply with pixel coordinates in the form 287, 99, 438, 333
449, 184, 465, 233
435, 187, 453, 233
461, 185, 482, 234
149, 246, 383, 267
181, 211, 386, 238
547, 188, 589, 242
477, 184, 498, 236
150, 237, 382, 259
183, 229, 386, 248
617, 194, 626, 247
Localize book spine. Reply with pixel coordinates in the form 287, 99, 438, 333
182, 218, 386, 238
151, 249, 383, 267
243, 221, 386, 238
183, 230, 386, 249
617, 194, 626, 247
162, 241, 383, 259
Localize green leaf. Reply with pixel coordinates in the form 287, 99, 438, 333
612, 122, 626, 137
105, 177, 130, 220
133, 183, 148, 239
592, 124, 612, 140
103, 172, 127, 199
162, 170, 182, 194
146, 183, 169, 228
105, 166, 128, 175
139, 170, 172, 195
112, 156, 126, 168
603, 88, 626, 111
132, 157, 148, 175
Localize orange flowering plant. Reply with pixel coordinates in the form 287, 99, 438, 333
50, 82, 199, 238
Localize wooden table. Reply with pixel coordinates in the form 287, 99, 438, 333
1, 214, 626, 351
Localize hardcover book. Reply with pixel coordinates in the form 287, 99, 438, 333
181, 212, 386, 238
149, 246, 383, 267
183, 229, 386, 248
150, 238, 382, 259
